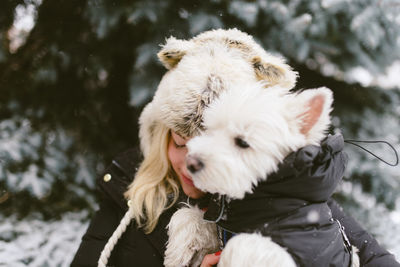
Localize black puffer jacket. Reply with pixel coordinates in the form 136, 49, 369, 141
205, 134, 350, 266
71, 140, 400, 267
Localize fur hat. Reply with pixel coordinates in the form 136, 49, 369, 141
139, 28, 298, 157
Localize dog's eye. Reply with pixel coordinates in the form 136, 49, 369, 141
234, 137, 250, 148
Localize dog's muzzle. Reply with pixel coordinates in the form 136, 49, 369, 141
186, 155, 204, 173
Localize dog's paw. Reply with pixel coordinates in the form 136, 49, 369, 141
164, 205, 219, 267
218, 233, 296, 267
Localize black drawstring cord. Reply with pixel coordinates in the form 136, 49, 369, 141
344, 139, 399, 167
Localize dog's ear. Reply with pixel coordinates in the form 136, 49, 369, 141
157, 36, 194, 69
292, 87, 333, 144
252, 56, 298, 89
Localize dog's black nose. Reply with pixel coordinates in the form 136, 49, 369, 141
186, 155, 204, 173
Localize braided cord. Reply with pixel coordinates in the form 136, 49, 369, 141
98, 208, 134, 267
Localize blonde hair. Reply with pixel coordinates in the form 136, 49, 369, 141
124, 124, 180, 234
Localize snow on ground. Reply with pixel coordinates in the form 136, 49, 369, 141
0, 211, 88, 267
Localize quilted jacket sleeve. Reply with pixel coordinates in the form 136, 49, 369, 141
328, 198, 400, 267
70, 148, 141, 267
70, 195, 124, 267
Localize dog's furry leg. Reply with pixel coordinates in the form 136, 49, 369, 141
164, 205, 220, 267
218, 233, 296, 267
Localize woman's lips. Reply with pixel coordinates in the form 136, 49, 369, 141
181, 174, 195, 187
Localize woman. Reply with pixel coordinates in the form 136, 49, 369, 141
71, 131, 220, 267
71, 29, 399, 267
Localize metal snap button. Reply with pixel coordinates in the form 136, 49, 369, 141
103, 173, 112, 182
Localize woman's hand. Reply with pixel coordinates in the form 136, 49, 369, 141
200, 251, 221, 267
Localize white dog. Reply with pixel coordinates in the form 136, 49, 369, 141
164, 84, 359, 267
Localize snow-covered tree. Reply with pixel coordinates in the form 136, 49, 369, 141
0, 0, 399, 264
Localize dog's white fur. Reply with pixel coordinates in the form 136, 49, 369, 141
187, 84, 332, 199
219, 233, 296, 267
139, 29, 297, 157
165, 83, 360, 267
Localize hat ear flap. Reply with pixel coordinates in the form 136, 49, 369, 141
157, 36, 194, 70
252, 56, 298, 89
138, 103, 154, 157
